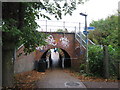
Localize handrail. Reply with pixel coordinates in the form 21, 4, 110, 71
75, 37, 86, 49
75, 32, 86, 49
75, 31, 95, 50
79, 32, 95, 45
88, 39, 95, 45
76, 33, 86, 44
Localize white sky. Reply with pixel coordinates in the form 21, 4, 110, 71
62, 0, 119, 25
37, 0, 119, 32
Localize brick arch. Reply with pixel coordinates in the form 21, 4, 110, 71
34, 32, 81, 71
38, 47, 71, 68
35, 45, 73, 61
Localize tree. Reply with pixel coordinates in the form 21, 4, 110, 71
2, 1, 86, 87
88, 14, 118, 47
88, 14, 119, 78
56, 28, 68, 32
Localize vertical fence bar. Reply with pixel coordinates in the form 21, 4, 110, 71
118, 62, 120, 80
118, 62, 120, 88
0, 2, 2, 89
117, 12, 120, 78
75, 26, 76, 34
79, 22, 81, 33
46, 20, 47, 32
63, 21, 65, 30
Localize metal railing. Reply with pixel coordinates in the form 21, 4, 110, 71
75, 31, 95, 49
36, 20, 82, 33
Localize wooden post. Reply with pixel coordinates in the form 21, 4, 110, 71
103, 45, 109, 79
118, 61, 120, 88
117, 62, 120, 80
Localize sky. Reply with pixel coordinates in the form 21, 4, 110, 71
62, 0, 119, 25
37, 0, 119, 32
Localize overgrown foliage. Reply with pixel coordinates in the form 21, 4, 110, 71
88, 45, 104, 77
88, 14, 118, 47
108, 45, 119, 77
88, 45, 118, 78
87, 14, 119, 78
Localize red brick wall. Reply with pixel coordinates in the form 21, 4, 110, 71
73, 39, 86, 71
34, 32, 76, 61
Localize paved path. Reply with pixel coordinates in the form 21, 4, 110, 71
36, 69, 86, 88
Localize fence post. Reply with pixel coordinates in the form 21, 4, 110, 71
75, 26, 76, 33
117, 61, 120, 80
103, 45, 109, 79
46, 20, 47, 32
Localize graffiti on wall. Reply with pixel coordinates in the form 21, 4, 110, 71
36, 45, 48, 52
45, 35, 57, 46
60, 36, 69, 48
36, 35, 70, 51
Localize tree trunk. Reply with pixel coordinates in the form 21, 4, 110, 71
2, 43, 15, 88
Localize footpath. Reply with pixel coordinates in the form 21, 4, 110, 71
36, 69, 87, 88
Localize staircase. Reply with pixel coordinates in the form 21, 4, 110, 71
75, 31, 95, 49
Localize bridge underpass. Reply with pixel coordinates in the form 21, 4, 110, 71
38, 48, 71, 70
34, 32, 83, 72
15, 32, 87, 73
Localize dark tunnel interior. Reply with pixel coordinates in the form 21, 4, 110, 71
38, 48, 71, 69
61, 48, 71, 68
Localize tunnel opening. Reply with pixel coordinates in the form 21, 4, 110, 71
60, 48, 71, 68
38, 48, 71, 71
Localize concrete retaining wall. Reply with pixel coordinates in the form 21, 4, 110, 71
14, 46, 35, 74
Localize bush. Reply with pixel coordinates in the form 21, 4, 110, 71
108, 45, 119, 77
79, 64, 86, 73
88, 45, 119, 78
88, 45, 104, 77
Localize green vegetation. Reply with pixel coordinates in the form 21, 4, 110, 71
87, 45, 119, 78
88, 14, 118, 47
88, 45, 104, 77
108, 45, 118, 77
57, 29, 68, 32
85, 14, 119, 78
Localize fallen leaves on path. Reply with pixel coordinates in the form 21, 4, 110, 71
14, 70, 47, 88
63, 69, 119, 82
14, 69, 119, 88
